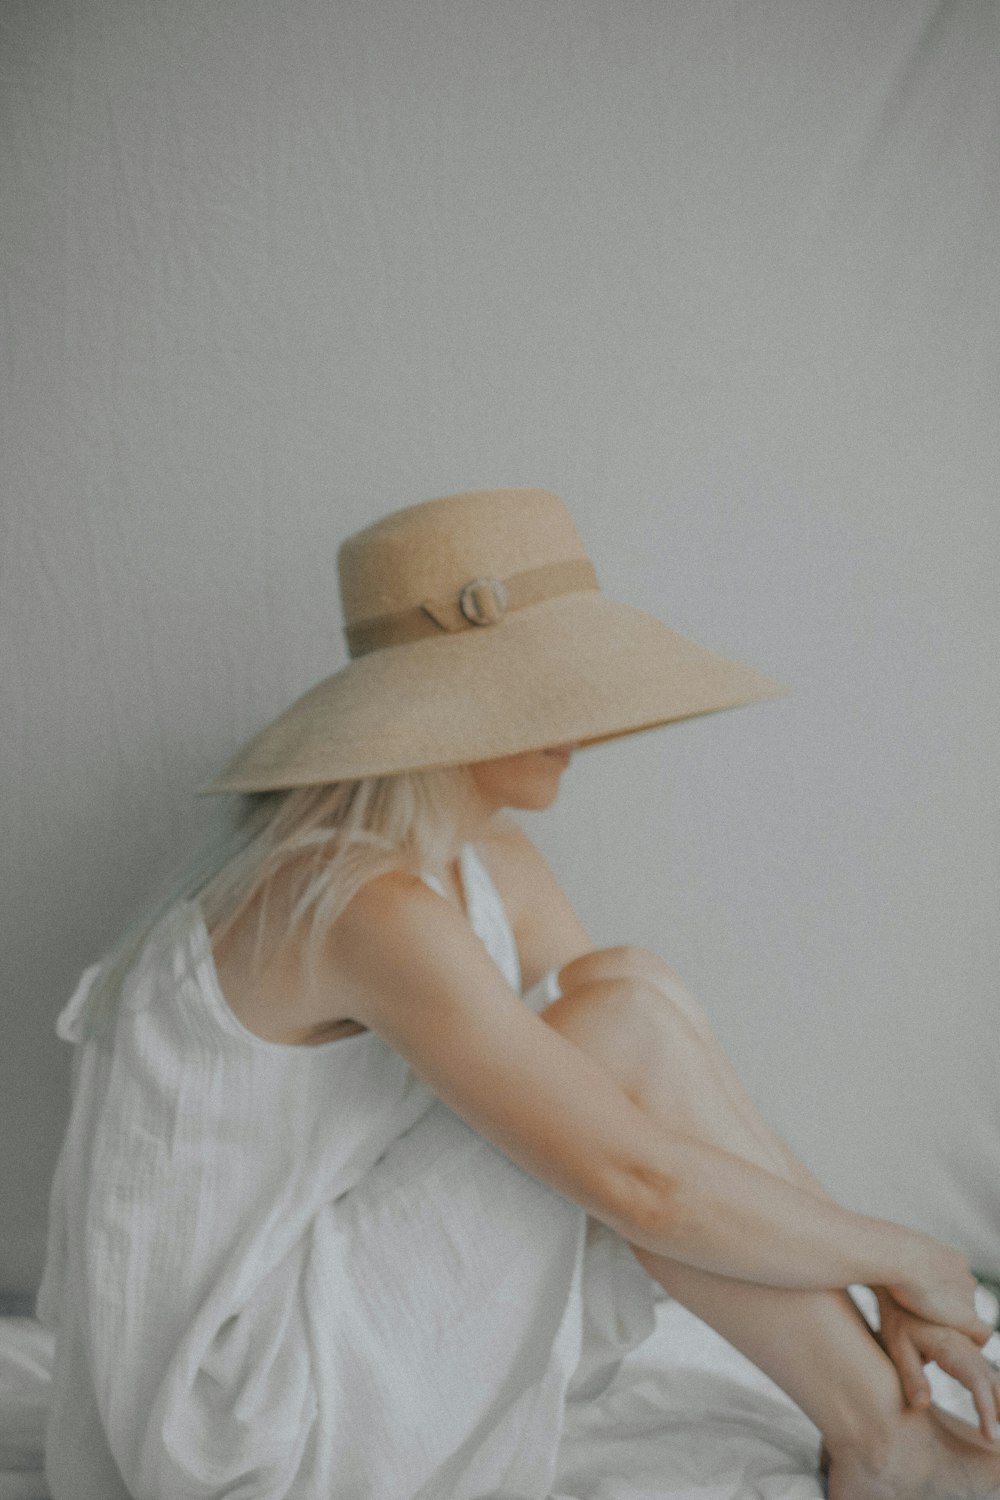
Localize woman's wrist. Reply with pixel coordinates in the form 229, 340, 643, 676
865, 1219, 930, 1294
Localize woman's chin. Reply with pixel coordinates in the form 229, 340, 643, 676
512, 781, 563, 811
469, 749, 572, 814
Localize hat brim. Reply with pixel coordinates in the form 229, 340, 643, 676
197, 593, 791, 794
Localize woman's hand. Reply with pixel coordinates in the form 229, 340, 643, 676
875, 1286, 1000, 1444
886, 1238, 994, 1342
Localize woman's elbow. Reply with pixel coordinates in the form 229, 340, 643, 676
595, 1158, 681, 1249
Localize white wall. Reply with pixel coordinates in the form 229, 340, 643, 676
4, 0, 998, 1297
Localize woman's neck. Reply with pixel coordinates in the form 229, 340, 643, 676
456, 781, 506, 846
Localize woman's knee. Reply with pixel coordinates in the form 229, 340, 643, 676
540, 973, 702, 1085
557, 943, 673, 994
556, 945, 716, 1047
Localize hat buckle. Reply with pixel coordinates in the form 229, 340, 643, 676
458, 578, 509, 626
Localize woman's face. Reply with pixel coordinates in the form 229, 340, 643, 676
467, 743, 577, 817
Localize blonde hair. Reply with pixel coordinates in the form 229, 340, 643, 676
79, 763, 479, 1042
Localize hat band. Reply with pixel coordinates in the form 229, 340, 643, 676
344, 556, 599, 658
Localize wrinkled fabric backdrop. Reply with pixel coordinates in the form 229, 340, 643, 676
3, 0, 999, 1302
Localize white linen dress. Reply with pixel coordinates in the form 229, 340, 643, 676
36, 840, 657, 1500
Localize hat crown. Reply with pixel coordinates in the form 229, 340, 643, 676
337, 488, 588, 626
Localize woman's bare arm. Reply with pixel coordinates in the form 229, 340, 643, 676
325, 869, 979, 1329
482, 822, 998, 1416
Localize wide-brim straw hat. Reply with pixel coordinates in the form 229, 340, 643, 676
198, 487, 790, 794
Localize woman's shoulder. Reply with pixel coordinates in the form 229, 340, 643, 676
206, 851, 395, 1046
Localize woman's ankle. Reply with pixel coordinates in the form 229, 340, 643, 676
827, 1406, 1000, 1497
823, 1394, 901, 1472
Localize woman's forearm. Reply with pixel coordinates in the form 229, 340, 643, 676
614, 1130, 924, 1293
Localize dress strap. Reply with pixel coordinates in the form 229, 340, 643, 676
417, 845, 522, 993
459, 843, 522, 995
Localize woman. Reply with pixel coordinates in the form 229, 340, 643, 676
39, 487, 1000, 1499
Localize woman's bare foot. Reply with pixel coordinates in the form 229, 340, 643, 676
827, 1406, 1000, 1499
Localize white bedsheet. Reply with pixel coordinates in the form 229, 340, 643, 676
0, 1316, 50, 1500
3, 1290, 997, 1499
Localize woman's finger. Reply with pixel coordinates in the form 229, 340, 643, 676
925, 1332, 1000, 1443
891, 1335, 932, 1409
956, 1311, 994, 1345
972, 1375, 998, 1444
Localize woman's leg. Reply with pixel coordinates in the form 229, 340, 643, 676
541, 960, 1000, 1496
555, 945, 836, 1196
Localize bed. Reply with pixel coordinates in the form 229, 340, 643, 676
2, 1286, 996, 1499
